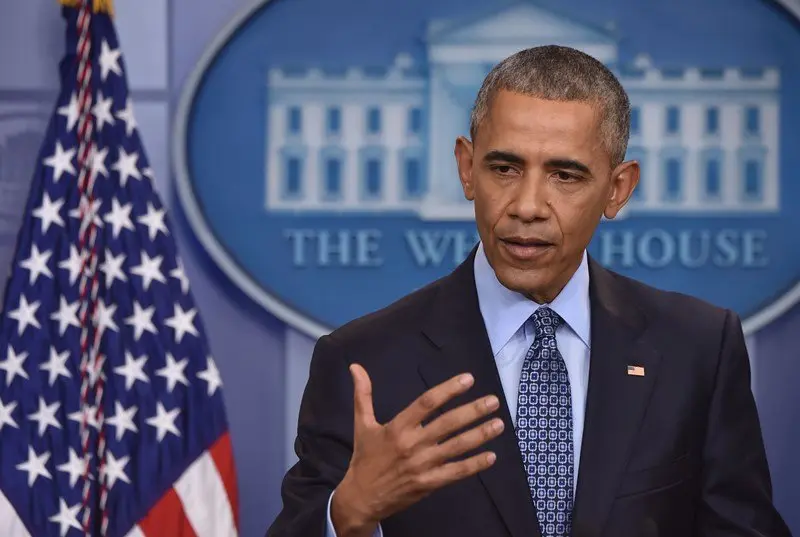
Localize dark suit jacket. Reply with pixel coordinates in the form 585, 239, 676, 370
267, 250, 791, 537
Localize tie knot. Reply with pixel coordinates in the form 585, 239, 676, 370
531, 306, 563, 338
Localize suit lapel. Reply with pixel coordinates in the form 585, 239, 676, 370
571, 259, 662, 537
419, 250, 542, 537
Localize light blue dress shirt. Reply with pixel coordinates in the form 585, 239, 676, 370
326, 243, 592, 537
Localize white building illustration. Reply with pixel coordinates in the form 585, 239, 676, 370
264, 3, 780, 220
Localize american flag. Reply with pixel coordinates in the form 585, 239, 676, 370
0, 1, 239, 536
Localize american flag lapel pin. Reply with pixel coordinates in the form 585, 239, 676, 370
627, 365, 646, 377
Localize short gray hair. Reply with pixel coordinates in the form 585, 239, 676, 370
469, 45, 631, 167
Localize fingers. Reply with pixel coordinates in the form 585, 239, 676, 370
350, 363, 376, 427
392, 373, 475, 431
419, 395, 500, 445
417, 450, 497, 491
429, 417, 504, 463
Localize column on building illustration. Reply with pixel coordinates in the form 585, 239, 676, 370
400, 106, 426, 202
359, 105, 386, 203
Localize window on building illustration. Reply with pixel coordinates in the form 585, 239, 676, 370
409, 108, 423, 135
325, 158, 341, 197
365, 158, 382, 197
630, 107, 641, 136
666, 106, 680, 135
327, 107, 341, 135
285, 157, 302, 196
404, 157, 422, 197
288, 107, 302, 135
705, 158, 721, 198
745, 106, 760, 136
367, 108, 381, 134
665, 157, 682, 199
744, 159, 762, 199
706, 107, 719, 135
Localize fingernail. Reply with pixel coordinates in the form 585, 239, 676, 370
487, 452, 497, 464
485, 396, 499, 410
459, 374, 474, 387
492, 419, 504, 432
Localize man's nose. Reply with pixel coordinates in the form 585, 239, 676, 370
508, 174, 551, 222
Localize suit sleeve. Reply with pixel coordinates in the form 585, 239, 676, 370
695, 310, 792, 536
265, 334, 356, 537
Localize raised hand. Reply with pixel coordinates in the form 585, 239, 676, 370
331, 363, 504, 537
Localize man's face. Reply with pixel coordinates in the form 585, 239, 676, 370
455, 90, 639, 303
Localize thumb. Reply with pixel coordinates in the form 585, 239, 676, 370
350, 363, 376, 428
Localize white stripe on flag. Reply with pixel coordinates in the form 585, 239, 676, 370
124, 524, 146, 537
0, 489, 31, 537
174, 450, 237, 537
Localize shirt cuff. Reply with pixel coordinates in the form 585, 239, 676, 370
326, 491, 384, 537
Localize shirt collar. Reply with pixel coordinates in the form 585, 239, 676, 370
473, 242, 591, 355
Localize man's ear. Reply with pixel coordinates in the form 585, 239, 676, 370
455, 136, 475, 201
604, 160, 640, 219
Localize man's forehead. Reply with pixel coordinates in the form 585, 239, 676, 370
478, 93, 607, 158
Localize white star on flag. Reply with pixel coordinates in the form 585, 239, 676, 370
146, 402, 181, 442
170, 259, 191, 294
0, 346, 29, 386
92, 91, 116, 130
16, 447, 52, 487
197, 356, 223, 396
100, 450, 131, 490
104, 197, 135, 238
131, 251, 166, 291
49, 499, 82, 537
43, 141, 76, 182
32, 192, 66, 233
94, 297, 119, 334
56, 448, 91, 488
124, 301, 158, 341
28, 397, 62, 437
112, 147, 141, 186
0, 398, 19, 432
40, 347, 72, 386
58, 245, 85, 286
57, 92, 79, 132
113, 352, 150, 391
164, 304, 199, 343
116, 97, 137, 136
99, 39, 122, 80
156, 353, 190, 393
8, 295, 42, 336
92, 145, 110, 178
50, 297, 81, 336
68, 197, 104, 229
68, 405, 101, 431
138, 202, 169, 240
100, 249, 128, 288
106, 401, 138, 441
19, 245, 53, 284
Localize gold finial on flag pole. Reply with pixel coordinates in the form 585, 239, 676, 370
58, 0, 114, 16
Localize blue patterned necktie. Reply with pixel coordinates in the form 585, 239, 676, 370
515, 306, 574, 537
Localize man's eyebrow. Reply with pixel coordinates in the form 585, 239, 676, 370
545, 158, 591, 175
482, 150, 526, 165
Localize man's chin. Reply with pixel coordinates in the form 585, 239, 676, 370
493, 267, 553, 302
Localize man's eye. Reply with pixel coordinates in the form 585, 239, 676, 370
493, 165, 516, 175
555, 171, 579, 181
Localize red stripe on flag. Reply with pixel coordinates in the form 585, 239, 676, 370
209, 432, 239, 530
138, 487, 199, 537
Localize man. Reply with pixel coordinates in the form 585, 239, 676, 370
266, 46, 792, 537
